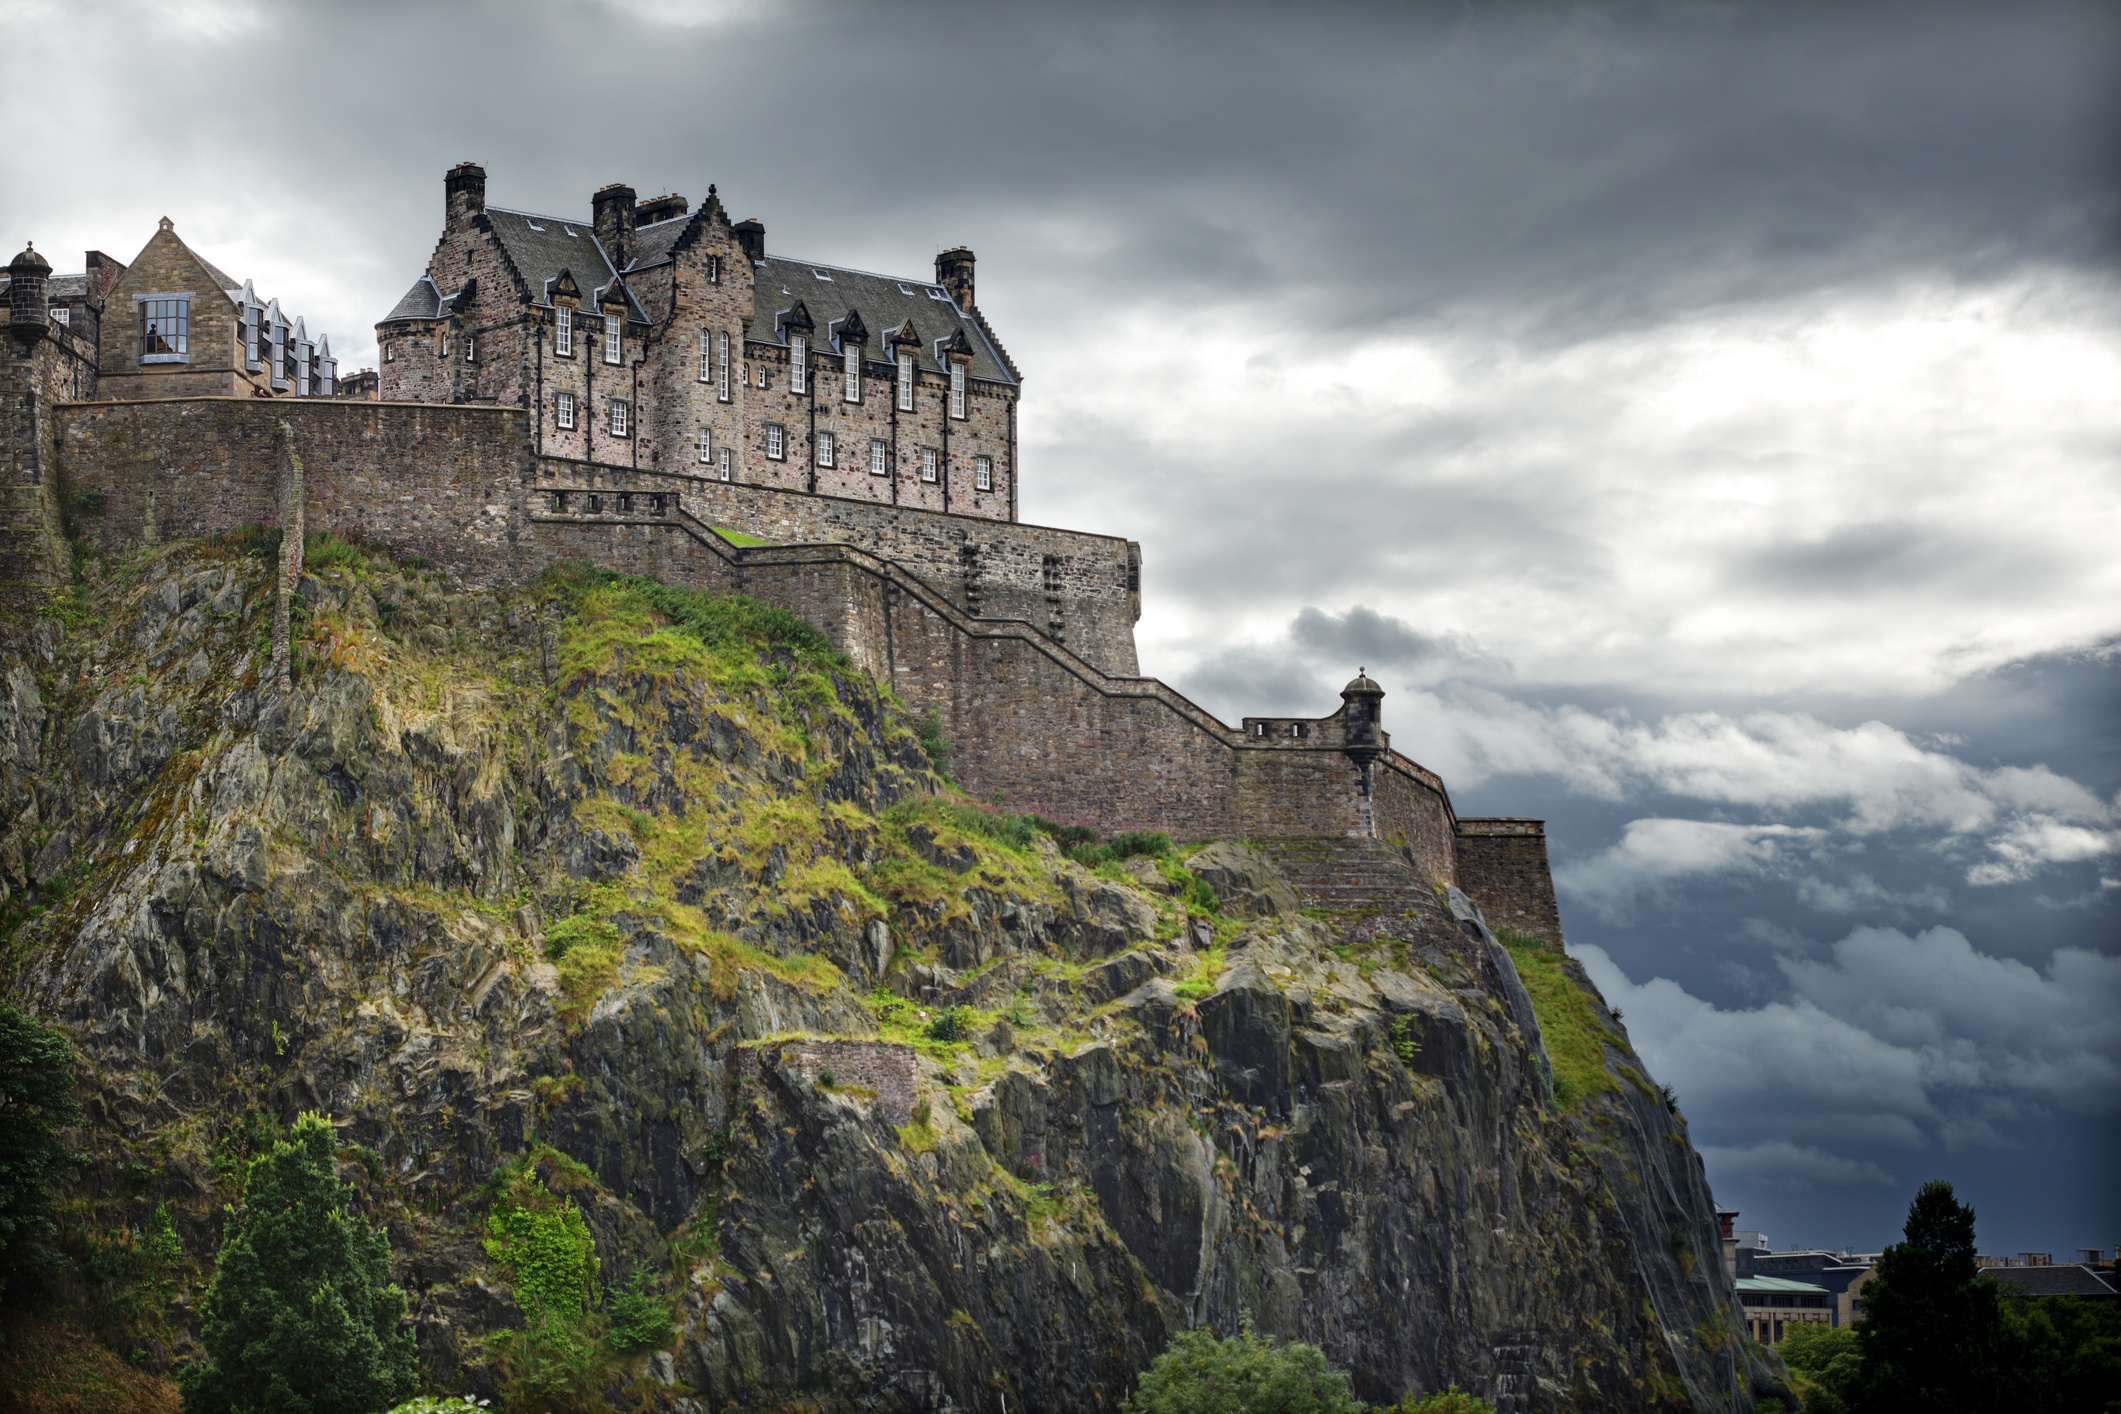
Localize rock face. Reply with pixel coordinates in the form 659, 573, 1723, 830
0, 544, 1782, 1412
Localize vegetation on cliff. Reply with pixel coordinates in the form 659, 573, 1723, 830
0, 538, 1772, 1411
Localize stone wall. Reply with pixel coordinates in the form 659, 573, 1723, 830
0, 322, 94, 603
735, 1038, 919, 1126
1453, 820, 1564, 946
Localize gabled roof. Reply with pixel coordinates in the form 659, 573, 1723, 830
482, 207, 648, 322
629, 214, 691, 270
1989, 1266, 2117, 1299
752, 255, 1017, 386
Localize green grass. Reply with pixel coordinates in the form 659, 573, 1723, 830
1501, 941, 1621, 1111
711, 525, 773, 547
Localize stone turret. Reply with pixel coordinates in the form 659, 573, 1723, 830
8, 243, 50, 345
1341, 668, 1385, 764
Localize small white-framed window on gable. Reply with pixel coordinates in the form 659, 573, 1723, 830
698, 331, 712, 383
555, 306, 572, 356
609, 397, 630, 436
766, 423, 786, 460
604, 315, 622, 364
949, 361, 966, 418
464, 336, 476, 362
716, 332, 731, 401
975, 455, 993, 491
790, 335, 807, 394
920, 446, 937, 483
556, 391, 576, 429
697, 426, 712, 463
816, 431, 835, 468
868, 438, 887, 476
843, 342, 861, 403
897, 352, 914, 411
706, 253, 721, 284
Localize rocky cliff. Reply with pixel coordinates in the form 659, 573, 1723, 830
0, 539, 1783, 1412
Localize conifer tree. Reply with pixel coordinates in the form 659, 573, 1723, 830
180, 1112, 417, 1414
1856, 1178, 2016, 1414
0, 998, 78, 1299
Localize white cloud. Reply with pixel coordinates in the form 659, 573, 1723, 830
1555, 819, 1825, 921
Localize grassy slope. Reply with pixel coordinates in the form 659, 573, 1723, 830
1503, 941, 1623, 1109
0, 1312, 180, 1414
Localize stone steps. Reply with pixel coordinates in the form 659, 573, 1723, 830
1252, 834, 1473, 959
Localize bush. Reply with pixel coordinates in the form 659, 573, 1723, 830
490, 1307, 610, 1414
917, 709, 952, 780
927, 1007, 973, 1043
1122, 1322, 1361, 1414
179, 1113, 417, 1414
608, 1270, 675, 1354
484, 1183, 599, 1320
0, 1000, 78, 1300
1377, 1388, 1497, 1414
1030, 816, 1099, 851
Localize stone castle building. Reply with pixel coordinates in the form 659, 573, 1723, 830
0, 165, 1566, 948
379, 165, 1018, 522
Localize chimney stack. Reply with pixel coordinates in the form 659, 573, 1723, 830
445, 162, 487, 228
936, 247, 975, 313
732, 218, 765, 264
593, 184, 637, 268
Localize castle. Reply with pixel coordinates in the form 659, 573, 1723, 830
0, 165, 1565, 946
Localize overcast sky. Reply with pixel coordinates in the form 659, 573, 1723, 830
8, 0, 2117, 1257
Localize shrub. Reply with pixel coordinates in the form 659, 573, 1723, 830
608, 1270, 675, 1354
817, 1069, 838, 1089
1121, 1321, 1362, 1414
926, 1007, 973, 1043
1377, 1388, 1498, 1414
1030, 816, 1099, 851
484, 1183, 599, 1320
490, 1307, 610, 1414
0, 1000, 78, 1301
917, 709, 952, 780
179, 1113, 417, 1414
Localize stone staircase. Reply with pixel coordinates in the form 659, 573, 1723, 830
1253, 835, 1468, 957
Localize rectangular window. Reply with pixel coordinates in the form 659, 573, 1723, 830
843, 342, 860, 402
717, 447, 732, 482
609, 398, 630, 436
949, 361, 966, 418
869, 438, 887, 475
464, 336, 476, 362
556, 391, 575, 428
790, 335, 807, 393
555, 306, 572, 356
440, 331, 450, 357
897, 351, 914, 411
138, 297, 190, 361
697, 426, 712, 462
816, 430, 835, 468
243, 306, 261, 366
706, 253, 721, 284
698, 331, 712, 382
975, 455, 992, 491
920, 446, 938, 483
766, 423, 785, 459
717, 332, 730, 401
604, 315, 621, 364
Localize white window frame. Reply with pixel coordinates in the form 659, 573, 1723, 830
766, 423, 785, 460
698, 331, 712, 382
717, 331, 731, 401
697, 426, 712, 463
949, 361, 966, 419
816, 430, 835, 468
440, 331, 450, 358
555, 306, 572, 356
920, 446, 938, 483
868, 438, 887, 476
843, 341, 861, 403
975, 455, 993, 491
790, 335, 807, 393
604, 314, 622, 365
717, 447, 732, 482
609, 397, 629, 436
556, 392, 575, 429
897, 351, 914, 411
463, 335, 476, 363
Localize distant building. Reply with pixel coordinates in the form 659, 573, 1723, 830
335, 367, 379, 399
1737, 1275, 1834, 1344
1745, 1249, 1880, 1328
1987, 1265, 2117, 1302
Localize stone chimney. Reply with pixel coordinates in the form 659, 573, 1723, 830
85, 250, 126, 301
8, 242, 50, 345
636, 193, 688, 226
445, 162, 487, 227
936, 247, 975, 313
593, 184, 637, 268
732, 218, 765, 263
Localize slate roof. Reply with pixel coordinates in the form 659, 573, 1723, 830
0, 272, 88, 299
383, 276, 442, 322
752, 255, 1018, 386
1736, 1276, 1830, 1295
1989, 1266, 2117, 1299
483, 208, 649, 322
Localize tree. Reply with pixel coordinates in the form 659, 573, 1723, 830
1776, 1322, 1862, 1414
1856, 1178, 2015, 1414
0, 998, 78, 1300
179, 1112, 417, 1414
1122, 1320, 1363, 1414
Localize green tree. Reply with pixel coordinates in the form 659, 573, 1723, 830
1122, 1321, 1362, 1414
1856, 1179, 2016, 1414
179, 1112, 416, 1414
1376, 1387, 1497, 1414
2009, 1289, 2121, 1414
1777, 1321, 1862, 1414
0, 999, 78, 1299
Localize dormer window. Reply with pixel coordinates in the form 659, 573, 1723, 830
897, 352, 914, 411
790, 335, 807, 394
843, 341, 860, 403
137, 296, 190, 362
949, 361, 966, 419
555, 306, 572, 356
604, 316, 622, 364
